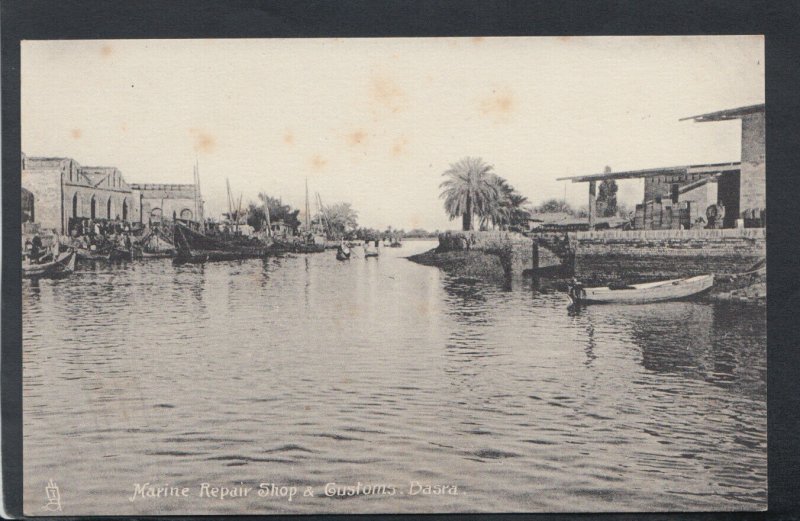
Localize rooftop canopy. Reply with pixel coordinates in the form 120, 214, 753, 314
680, 103, 765, 123
556, 162, 740, 183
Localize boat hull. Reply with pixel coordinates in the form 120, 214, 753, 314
23, 250, 76, 279
576, 274, 714, 305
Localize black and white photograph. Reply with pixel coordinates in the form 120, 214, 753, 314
18, 35, 766, 515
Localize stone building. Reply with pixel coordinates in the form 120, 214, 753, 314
129, 183, 203, 224
21, 153, 142, 234
681, 103, 765, 215
557, 103, 765, 230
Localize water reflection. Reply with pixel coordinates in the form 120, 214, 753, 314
585, 301, 766, 400
22, 242, 767, 514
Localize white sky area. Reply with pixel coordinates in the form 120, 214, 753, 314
22, 36, 763, 230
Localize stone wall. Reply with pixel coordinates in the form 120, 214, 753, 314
437, 231, 566, 275
132, 184, 202, 223
571, 228, 766, 285
740, 112, 766, 212
21, 169, 63, 232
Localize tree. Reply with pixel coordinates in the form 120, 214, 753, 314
480, 175, 530, 230
247, 193, 301, 233
440, 157, 498, 231
317, 202, 358, 238
596, 166, 618, 217
535, 198, 576, 215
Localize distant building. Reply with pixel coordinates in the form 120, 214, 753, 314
21, 153, 142, 234
129, 183, 204, 225
556, 103, 765, 230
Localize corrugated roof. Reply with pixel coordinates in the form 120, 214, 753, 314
680, 103, 765, 122
556, 162, 740, 183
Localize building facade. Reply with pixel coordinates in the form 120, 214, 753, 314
557, 103, 765, 230
683, 104, 765, 214
21, 153, 142, 234
130, 183, 204, 225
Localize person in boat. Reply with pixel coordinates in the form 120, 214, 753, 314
568, 278, 585, 305
50, 230, 61, 258
30, 234, 43, 264
23, 238, 32, 262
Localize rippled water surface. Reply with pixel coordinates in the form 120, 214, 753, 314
23, 240, 767, 514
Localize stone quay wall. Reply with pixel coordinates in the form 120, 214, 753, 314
436, 231, 564, 275
570, 228, 766, 285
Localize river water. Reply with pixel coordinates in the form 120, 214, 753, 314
22, 240, 767, 515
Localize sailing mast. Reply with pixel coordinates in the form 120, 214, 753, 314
316, 192, 329, 239
193, 160, 199, 230
304, 177, 310, 233
226, 178, 233, 222
194, 158, 204, 232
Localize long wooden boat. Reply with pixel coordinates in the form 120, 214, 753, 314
173, 222, 272, 264
23, 250, 77, 279
137, 250, 174, 259
109, 248, 132, 261
293, 242, 325, 254
75, 246, 112, 261
568, 274, 714, 305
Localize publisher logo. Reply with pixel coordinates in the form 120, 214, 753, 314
43, 480, 62, 512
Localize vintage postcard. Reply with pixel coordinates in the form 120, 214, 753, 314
19, 36, 765, 515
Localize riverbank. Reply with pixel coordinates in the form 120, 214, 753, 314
410, 228, 766, 303
407, 248, 508, 281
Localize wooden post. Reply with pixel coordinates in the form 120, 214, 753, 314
588, 181, 596, 229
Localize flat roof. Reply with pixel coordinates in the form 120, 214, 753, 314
680, 103, 765, 123
556, 162, 740, 183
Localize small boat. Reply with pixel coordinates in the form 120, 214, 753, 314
23, 250, 77, 279
293, 242, 325, 254
109, 248, 132, 261
336, 245, 351, 261
75, 246, 112, 261
568, 274, 714, 306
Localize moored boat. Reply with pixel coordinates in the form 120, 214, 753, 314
75, 246, 111, 262
23, 250, 77, 279
568, 274, 714, 306
336, 244, 351, 260
109, 248, 133, 261
173, 222, 272, 264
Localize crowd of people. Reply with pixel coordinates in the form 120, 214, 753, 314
67, 218, 136, 253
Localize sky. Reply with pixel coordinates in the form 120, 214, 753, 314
22, 36, 764, 230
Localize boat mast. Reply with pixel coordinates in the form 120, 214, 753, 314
304, 177, 310, 233
194, 158, 204, 232
226, 178, 233, 222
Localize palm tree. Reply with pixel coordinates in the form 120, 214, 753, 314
440, 157, 498, 231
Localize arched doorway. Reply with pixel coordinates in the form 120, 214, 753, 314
122, 199, 129, 221
72, 193, 78, 218
180, 208, 193, 220
21, 188, 34, 223
90, 195, 97, 219
107, 197, 112, 219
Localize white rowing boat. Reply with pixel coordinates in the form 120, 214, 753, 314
569, 274, 714, 305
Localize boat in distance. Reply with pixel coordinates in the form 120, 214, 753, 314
568, 274, 714, 305
23, 250, 77, 279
